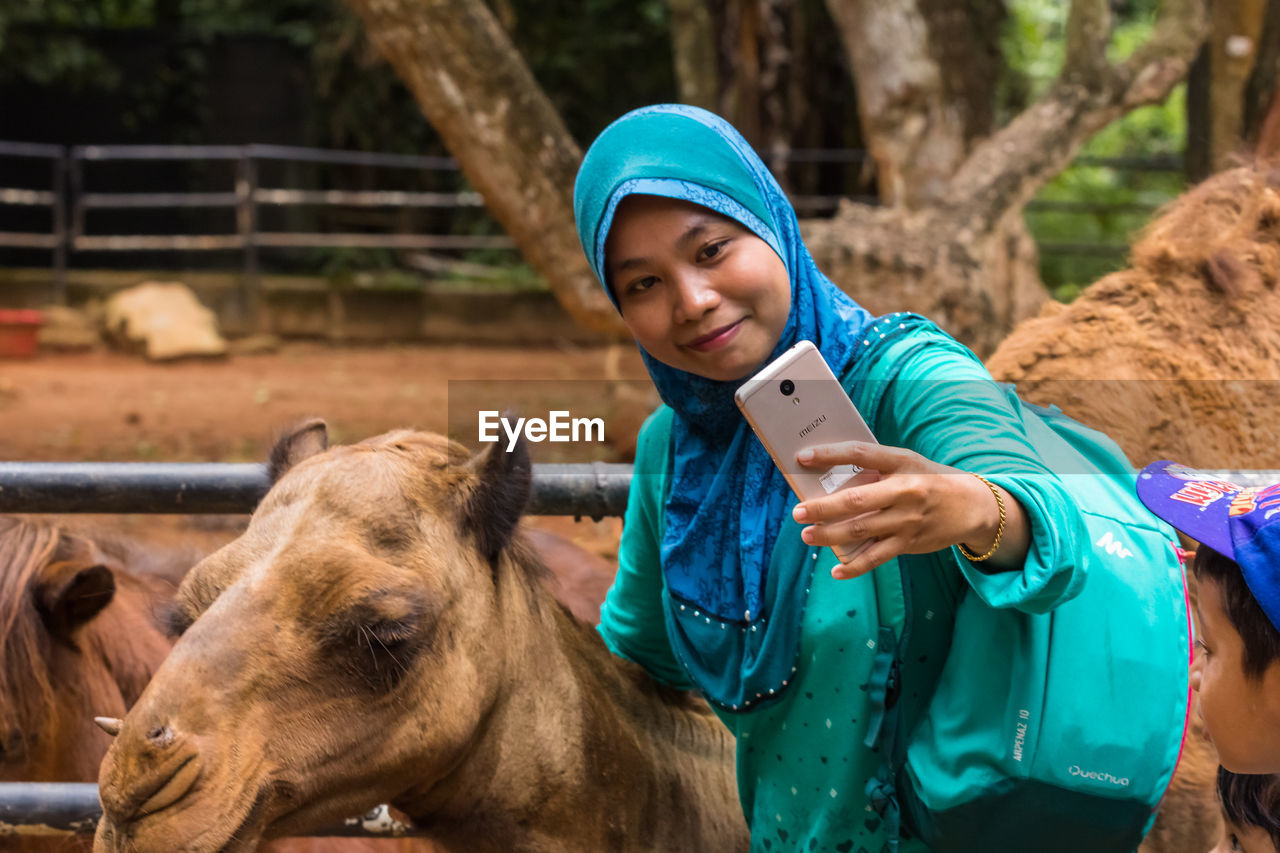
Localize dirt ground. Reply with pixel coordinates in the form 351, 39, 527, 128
0, 341, 654, 559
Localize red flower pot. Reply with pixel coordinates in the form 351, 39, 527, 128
0, 309, 45, 358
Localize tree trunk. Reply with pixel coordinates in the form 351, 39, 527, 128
341, 0, 622, 336
666, 0, 720, 111
1208, 0, 1268, 171
824, 0, 1003, 208
801, 198, 1043, 357
1244, 0, 1280, 155
807, 0, 1206, 356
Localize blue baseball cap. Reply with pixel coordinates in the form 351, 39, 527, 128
1137, 460, 1280, 631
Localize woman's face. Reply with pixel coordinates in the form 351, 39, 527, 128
604, 194, 791, 382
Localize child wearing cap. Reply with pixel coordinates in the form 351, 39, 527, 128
1137, 463, 1280, 773
1213, 768, 1280, 853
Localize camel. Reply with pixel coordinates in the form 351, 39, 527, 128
93, 421, 748, 853
985, 165, 1280, 852
987, 163, 1280, 470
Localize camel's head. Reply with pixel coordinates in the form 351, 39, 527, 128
94, 420, 534, 852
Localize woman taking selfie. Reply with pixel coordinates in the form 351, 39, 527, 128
572, 104, 1187, 852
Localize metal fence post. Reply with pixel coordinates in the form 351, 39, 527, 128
51, 149, 68, 305
236, 148, 260, 333
68, 149, 84, 247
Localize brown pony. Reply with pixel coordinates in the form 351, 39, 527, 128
94, 422, 748, 853
0, 517, 185, 788
0, 516, 191, 852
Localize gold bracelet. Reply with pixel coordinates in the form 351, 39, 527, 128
957, 474, 1006, 562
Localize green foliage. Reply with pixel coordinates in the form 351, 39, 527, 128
1002, 0, 1188, 300
0, 1, 139, 90
492, 0, 675, 142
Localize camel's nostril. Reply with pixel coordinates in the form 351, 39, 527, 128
146, 725, 174, 747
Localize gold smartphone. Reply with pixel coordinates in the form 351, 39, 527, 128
734, 340, 880, 562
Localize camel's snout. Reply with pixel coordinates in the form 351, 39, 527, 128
134, 751, 201, 817
98, 716, 202, 829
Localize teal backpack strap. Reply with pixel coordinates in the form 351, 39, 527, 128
842, 314, 941, 849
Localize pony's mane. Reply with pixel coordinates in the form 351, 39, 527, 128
0, 518, 61, 739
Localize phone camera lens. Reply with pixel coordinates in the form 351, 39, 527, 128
779, 379, 795, 396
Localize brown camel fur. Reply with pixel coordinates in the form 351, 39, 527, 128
987, 163, 1280, 470
93, 422, 747, 853
986, 166, 1280, 852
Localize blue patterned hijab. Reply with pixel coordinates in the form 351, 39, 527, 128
574, 105, 874, 707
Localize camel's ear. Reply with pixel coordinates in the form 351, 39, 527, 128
462, 430, 532, 563
35, 533, 116, 639
269, 418, 329, 483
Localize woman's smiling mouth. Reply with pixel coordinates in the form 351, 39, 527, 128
685, 320, 744, 352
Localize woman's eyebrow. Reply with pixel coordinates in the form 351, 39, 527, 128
615, 254, 650, 274
610, 217, 723, 275
675, 222, 712, 251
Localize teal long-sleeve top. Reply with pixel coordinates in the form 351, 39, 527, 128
597, 318, 1094, 853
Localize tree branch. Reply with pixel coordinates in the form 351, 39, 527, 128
945, 0, 1207, 228
824, 0, 974, 208
1062, 0, 1112, 88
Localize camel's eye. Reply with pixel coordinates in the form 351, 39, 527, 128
354, 617, 422, 692
326, 597, 428, 693
363, 618, 416, 655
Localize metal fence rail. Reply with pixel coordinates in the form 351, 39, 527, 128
0, 461, 633, 517
0, 783, 424, 838
0, 140, 1186, 318
0, 141, 67, 301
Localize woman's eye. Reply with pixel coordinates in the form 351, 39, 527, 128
1194, 638, 1211, 657
626, 276, 658, 295
698, 239, 730, 262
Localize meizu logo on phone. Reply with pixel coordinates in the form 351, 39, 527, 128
798, 413, 827, 440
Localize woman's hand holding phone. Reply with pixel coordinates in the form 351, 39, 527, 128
791, 441, 1029, 579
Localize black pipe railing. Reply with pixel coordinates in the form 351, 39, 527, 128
0, 461, 633, 517
0, 783, 423, 838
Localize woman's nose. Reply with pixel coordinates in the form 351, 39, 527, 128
671, 272, 719, 322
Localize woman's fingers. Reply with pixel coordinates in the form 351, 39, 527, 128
832, 536, 906, 579
799, 507, 912, 548
793, 478, 901, 523
796, 440, 916, 472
